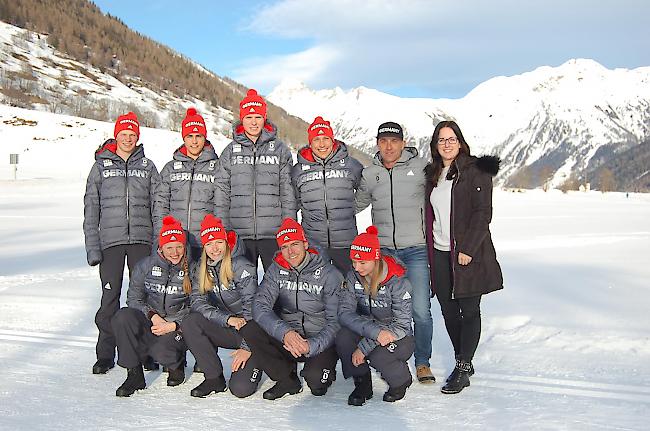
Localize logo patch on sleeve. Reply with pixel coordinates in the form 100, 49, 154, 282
402, 291, 411, 300
241, 269, 251, 279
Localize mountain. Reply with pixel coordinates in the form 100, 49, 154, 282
268, 60, 650, 191
0, 0, 309, 148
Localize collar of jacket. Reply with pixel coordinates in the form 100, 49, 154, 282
232, 121, 277, 147
95, 139, 145, 163
172, 141, 217, 162
274, 248, 322, 271
297, 140, 347, 164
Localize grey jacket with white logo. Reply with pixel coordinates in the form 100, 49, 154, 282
153, 143, 219, 249
214, 121, 296, 240
83, 140, 160, 265
291, 141, 363, 249
127, 252, 191, 323
355, 147, 427, 249
338, 255, 413, 356
253, 250, 343, 357
189, 234, 258, 327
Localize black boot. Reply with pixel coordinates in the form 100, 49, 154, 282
167, 367, 185, 387
190, 375, 227, 397
92, 358, 114, 374
441, 360, 471, 394
263, 371, 302, 400
115, 366, 146, 397
348, 372, 373, 406
383, 378, 412, 402
446, 356, 474, 382
142, 356, 159, 371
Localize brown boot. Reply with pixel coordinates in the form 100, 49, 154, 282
416, 365, 436, 383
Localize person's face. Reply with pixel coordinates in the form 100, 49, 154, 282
437, 127, 460, 165
377, 136, 406, 167
352, 259, 377, 277
204, 239, 227, 262
183, 133, 206, 159
242, 114, 265, 138
280, 240, 308, 268
310, 135, 334, 159
116, 130, 138, 155
161, 242, 185, 265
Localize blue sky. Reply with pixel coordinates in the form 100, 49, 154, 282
93, 0, 650, 99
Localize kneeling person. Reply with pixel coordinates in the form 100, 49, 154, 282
243, 218, 342, 400
182, 215, 261, 398
337, 226, 415, 405
112, 216, 191, 397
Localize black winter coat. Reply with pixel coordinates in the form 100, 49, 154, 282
425, 154, 503, 298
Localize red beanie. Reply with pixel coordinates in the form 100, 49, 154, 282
182, 107, 207, 139
308, 116, 334, 143
350, 226, 381, 260
159, 216, 186, 247
276, 218, 306, 247
239, 89, 267, 120
114, 112, 140, 138
200, 214, 227, 245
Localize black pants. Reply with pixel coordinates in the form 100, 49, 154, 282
181, 313, 261, 398
243, 239, 277, 272
327, 247, 352, 274
336, 327, 414, 388
434, 248, 482, 362
240, 321, 338, 392
96, 244, 150, 361
112, 307, 187, 370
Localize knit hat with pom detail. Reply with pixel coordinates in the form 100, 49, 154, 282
239, 89, 267, 120
308, 116, 334, 143
350, 226, 381, 260
182, 107, 207, 139
159, 215, 186, 246
276, 217, 306, 247
200, 214, 227, 245
114, 112, 140, 138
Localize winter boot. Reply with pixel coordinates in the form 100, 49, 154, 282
441, 359, 471, 394
142, 356, 159, 371
383, 378, 412, 402
190, 375, 227, 397
115, 366, 146, 397
92, 358, 114, 375
446, 356, 473, 383
348, 372, 373, 406
166, 367, 185, 387
262, 371, 303, 400
416, 365, 436, 383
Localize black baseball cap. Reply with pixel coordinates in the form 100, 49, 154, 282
376, 122, 404, 140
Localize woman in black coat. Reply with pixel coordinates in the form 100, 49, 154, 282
424, 120, 503, 394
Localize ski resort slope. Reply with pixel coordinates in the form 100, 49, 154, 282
0, 178, 648, 429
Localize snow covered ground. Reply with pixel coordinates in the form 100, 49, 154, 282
1, 177, 649, 430
0, 103, 649, 430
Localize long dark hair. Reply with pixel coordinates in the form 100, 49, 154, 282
426, 120, 471, 187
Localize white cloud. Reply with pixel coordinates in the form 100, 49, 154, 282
238, 0, 650, 97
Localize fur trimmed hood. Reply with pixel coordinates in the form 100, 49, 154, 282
425, 154, 501, 183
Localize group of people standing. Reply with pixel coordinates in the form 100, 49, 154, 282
83, 88, 503, 404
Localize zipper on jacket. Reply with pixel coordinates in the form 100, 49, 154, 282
125, 158, 130, 241
321, 163, 332, 248
293, 270, 307, 336
161, 264, 173, 317
388, 168, 397, 249
187, 161, 196, 232
252, 144, 257, 240
450, 164, 460, 300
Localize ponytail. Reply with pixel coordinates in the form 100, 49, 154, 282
182, 254, 192, 295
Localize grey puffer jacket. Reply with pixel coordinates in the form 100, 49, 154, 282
291, 141, 363, 249
127, 252, 191, 323
83, 140, 160, 266
154, 143, 219, 249
253, 250, 343, 357
338, 255, 413, 356
214, 121, 296, 240
189, 233, 258, 327
355, 147, 427, 250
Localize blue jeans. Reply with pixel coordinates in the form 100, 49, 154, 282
382, 245, 433, 367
